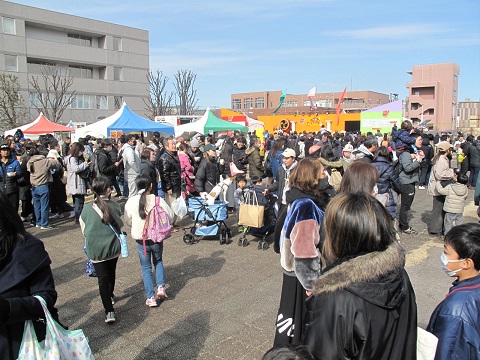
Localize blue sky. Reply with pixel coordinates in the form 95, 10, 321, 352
12, 0, 480, 108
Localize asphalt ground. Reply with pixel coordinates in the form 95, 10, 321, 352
28, 187, 479, 360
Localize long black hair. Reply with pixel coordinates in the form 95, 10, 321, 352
92, 176, 112, 224
136, 175, 152, 220
0, 192, 26, 264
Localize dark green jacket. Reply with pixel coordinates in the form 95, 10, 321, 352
80, 199, 123, 262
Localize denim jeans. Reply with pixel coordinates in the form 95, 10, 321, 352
72, 194, 85, 223
137, 242, 165, 299
32, 184, 50, 227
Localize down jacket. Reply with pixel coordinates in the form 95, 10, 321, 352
194, 156, 220, 193
427, 274, 480, 360
303, 242, 417, 360
280, 187, 325, 291
158, 150, 181, 193
0, 155, 22, 195
63, 155, 89, 195
245, 146, 264, 179
428, 156, 454, 197
464, 141, 480, 167
372, 156, 401, 194
436, 182, 468, 214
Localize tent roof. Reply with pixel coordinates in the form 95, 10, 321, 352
175, 109, 247, 136
23, 113, 72, 134
106, 105, 174, 136
4, 115, 41, 137
74, 104, 125, 139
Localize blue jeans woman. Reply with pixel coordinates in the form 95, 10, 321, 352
136, 241, 167, 306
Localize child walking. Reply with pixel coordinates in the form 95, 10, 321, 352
124, 175, 174, 307
436, 172, 469, 234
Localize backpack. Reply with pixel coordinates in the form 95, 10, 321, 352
142, 196, 172, 255
89, 153, 100, 180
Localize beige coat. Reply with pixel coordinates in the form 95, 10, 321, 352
427, 156, 454, 196
436, 182, 468, 214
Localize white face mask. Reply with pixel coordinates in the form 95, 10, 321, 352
440, 253, 465, 277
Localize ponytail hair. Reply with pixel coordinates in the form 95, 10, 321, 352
136, 174, 153, 220
92, 176, 112, 224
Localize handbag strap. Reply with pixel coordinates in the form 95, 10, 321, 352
108, 223, 120, 238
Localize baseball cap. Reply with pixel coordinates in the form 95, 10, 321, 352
204, 144, 216, 152
0, 144, 10, 150
343, 144, 354, 152
436, 141, 451, 152
282, 148, 296, 158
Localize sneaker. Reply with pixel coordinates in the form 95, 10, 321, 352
21, 216, 28, 222
35, 224, 40, 228
51, 213, 64, 219
105, 311, 116, 323
40, 225, 55, 230
418, 186, 425, 190
146, 296, 158, 307
402, 227, 418, 235
111, 296, 115, 305
67, 211, 75, 219
157, 286, 168, 300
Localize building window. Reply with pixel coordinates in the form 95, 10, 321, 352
68, 65, 93, 79
2, 17, 15, 35
4, 54, 17, 71
27, 60, 55, 74
96, 95, 108, 109
113, 37, 122, 51
454, 75, 458, 82
114, 67, 123, 81
71, 94, 95, 109
453, 90, 457, 98
244, 98, 253, 109
232, 99, 241, 110
114, 96, 123, 110
29, 92, 43, 108
67, 34, 92, 47
283, 100, 298, 107
255, 97, 265, 109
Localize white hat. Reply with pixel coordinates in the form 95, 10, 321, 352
343, 144, 354, 152
282, 148, 296, 158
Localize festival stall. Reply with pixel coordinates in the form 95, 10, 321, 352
175, 109, 248, 137
4, 113, 72, 137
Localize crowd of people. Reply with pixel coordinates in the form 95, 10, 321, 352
0, 123, 479, 359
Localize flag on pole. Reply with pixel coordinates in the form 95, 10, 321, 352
336, 87, 347, 125
307, 86, 316, 110
273, 90, 287, 114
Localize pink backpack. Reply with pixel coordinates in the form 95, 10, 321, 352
142, 196, 172, 255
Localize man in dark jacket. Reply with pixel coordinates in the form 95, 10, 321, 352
352, 136, 377, 163
219, 131, 235, 177
158, 138, 181, 227
194, 144, 220, 193
61, 137, 71, 156
96, 139, 118, 190
0, 143, 22, 212
245, 137, 264, 179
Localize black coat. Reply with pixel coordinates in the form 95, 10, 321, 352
194, 156, 220, 193
0, 156, 21, 195
158, 150, 181, 193
219, 138, 235, 176
303, 243, 417, 360
0, 234, 59, 360
232, 145, 248, 172
96, 149, 117, 184
140, 159, 158, 195
464, 141, 480, 167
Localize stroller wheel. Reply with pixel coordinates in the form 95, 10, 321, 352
183, 234, 195, 245
260, 241, 269, 251
220, 230, 226, 245
241, 237, 249, 247
223, 231, 230, 245
257, 241, 263, 250
237, 238, 243, 246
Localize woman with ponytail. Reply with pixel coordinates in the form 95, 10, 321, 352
124, 175, 173, 307
80, 176, 123, 323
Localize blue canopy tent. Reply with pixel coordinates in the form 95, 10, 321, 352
106, 104, 174, 136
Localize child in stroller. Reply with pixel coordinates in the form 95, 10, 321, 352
238, 176, 276, 250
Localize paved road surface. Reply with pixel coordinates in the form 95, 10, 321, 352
30, 188, 479, 359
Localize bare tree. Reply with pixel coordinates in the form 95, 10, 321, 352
173, 70, 198, 115
29, 65, 76, 123
143, 69, 174, 119
0, 73, 28, 131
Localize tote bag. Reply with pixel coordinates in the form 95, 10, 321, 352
17, 295, 95, 360
238, 191, 264, 228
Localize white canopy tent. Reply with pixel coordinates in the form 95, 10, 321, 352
4, 115, 42, 136
73, 103, 127, 140
246, 116, 264, 132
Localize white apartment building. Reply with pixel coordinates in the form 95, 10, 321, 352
0, 1, 149, 125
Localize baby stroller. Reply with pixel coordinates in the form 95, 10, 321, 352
237, 186, 276, 250
183, 196, 232, 245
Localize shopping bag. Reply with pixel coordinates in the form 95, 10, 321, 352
328, 169, 342, 192
83, 242, 97, 277
238, 191, 264, 228
417, 327, 438, 360
172, 196, 188, 218
229, 162, 244, 176
17, 295, 95, 360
